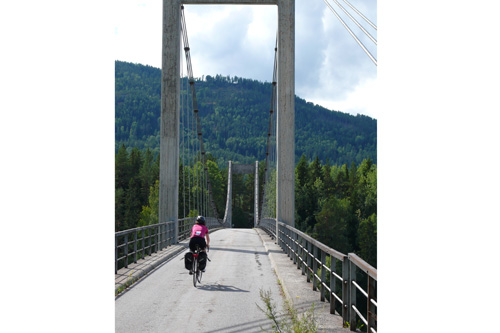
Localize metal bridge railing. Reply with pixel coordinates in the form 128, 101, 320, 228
270, 221, 377, 332
115, 217, 225, 274
259, 218, 277, 239
348, 253, 377, 332
115, 221, 175, 274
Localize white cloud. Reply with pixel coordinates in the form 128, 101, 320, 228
114, 0, 377, 117
309, 77, 378, 118
183, 5, 277, 81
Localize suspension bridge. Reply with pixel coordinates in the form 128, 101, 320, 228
116, 1, 376, 332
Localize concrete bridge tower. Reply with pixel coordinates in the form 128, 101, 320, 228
159, 0, 295, 242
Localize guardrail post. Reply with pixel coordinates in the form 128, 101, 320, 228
342, 255, 349, 326
274, 221, 278, 244
156, 224, 160, 253
174, 221, 180, 245
165, 222, 169, 247
115, 235, 118, 274
293, 232, 296, 263
306, 240, 311, 282
349, 259, 357, 331
278, 223, 283, 249
173, 220, 177, 245
281, 224, 285, 251
367, 275, 377, 332
282, 226, 287, 254
174, 220, 177, 245
148, 228, 152, 256
166, 222, 170, 250
330, 256, 336, 314
162, 223, 166, 249
133, 230, 138, 263
289, 228, 293, 260
165, 222, 171, 247
320, 250, 326, 302
141, 229, 145, 260
301, 237, 306, 275
178, 220, 182, 240
287, 228, 291, 258
175, 220, 179, 243
312, 244, 318, 291
124, 234, 129, 268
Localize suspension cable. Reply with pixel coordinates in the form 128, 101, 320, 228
342, 0, 377, 31
181, 6, 221, 222
188, 79, 193, 216
322, 0, 377, 66
330, 0, 376, 45
180, 39, 186, 218
259, 35, 278, 222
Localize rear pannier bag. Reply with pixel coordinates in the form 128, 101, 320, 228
184, 252, 193, 270
198, 251, 207, 270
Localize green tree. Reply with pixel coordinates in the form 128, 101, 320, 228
322, 163, 334, 198
206, 159, 225, 218
309, 156, 322, 185
358, 213, 377, 267
115, 188, 126, 231
313, 197, 351, 254
115, 145, 130, 231
115, 144, 130, 189
296, 154, 309, 187
138, 180, 159, 227
124, 177, 143, 230
139, 148, 157, 191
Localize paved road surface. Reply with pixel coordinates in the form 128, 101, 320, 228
115, 228, 285, 332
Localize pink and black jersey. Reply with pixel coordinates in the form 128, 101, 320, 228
190, 224, 208, 238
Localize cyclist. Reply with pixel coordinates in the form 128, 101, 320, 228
189, 216, 210, 272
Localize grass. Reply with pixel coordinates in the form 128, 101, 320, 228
257, 288, 318, 333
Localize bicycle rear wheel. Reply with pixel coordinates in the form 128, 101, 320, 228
197, 269, 203, 284
192, 257, 198, 287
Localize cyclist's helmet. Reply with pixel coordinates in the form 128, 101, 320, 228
196, 216, 206, 225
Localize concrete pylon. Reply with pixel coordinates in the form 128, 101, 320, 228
276, 0, 295, 228
222, 161, 233, 228
255, 160, 259, 227
160, 0, 181, 243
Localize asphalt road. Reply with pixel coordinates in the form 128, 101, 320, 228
115, 228, 285, 332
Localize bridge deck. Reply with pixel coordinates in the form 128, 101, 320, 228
115, 228, 349, 332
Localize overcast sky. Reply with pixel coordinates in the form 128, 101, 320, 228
115, 0, 378, 118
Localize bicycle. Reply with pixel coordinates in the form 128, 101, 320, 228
191, 244, 210, 287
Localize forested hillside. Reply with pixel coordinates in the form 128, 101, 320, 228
115, 60, 376, 166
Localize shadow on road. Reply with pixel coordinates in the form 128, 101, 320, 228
209, 246, 282, 255
197, 283, 250, 292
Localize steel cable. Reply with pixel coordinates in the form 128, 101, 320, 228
342, 0, 377, 31
180, 40, 186, 218
322, 0, 377, 65
330, 0, 376, 45
260, 36, 278, 221
181, 6, 221, 222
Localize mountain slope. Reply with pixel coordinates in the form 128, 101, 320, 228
115, 60, 376, 165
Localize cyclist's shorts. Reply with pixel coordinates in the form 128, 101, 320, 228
189, 236, 207, 252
